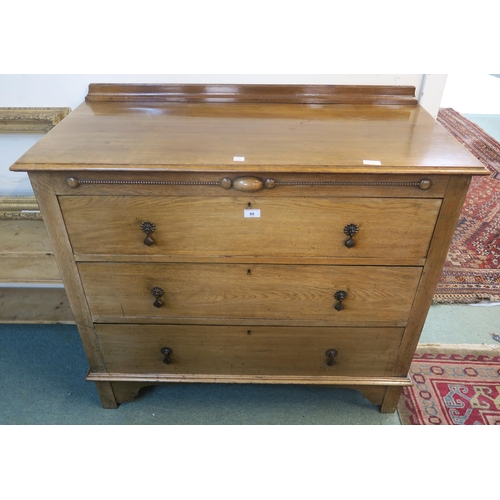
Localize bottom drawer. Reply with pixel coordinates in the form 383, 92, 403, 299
95, 324, 404, 377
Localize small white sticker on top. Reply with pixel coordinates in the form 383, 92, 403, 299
233, 156, 245, 162
244, 209, 261, 218
363, 160, 382, 165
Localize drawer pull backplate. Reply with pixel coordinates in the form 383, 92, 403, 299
325, 349, 339, 366
140, 221, 156, 246
160, 347, 173, 364
150, 287, 165, 308
343, 223, 359, 248
334, 290, 348, 311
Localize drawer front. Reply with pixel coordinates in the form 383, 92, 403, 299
60, 196, 441, 260
95, 324, 404, 377
78, 262, 422, 326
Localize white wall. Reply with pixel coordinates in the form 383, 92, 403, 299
418, 74, 448, 119
1, 74, 443, 196
440, 74, 500, 114
0, 134, 45, 195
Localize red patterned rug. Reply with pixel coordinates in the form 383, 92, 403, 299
398, 344, 500, 425
434, 109, 500, 303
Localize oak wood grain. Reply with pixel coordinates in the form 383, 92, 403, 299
95, 324, 404, 377
73, 254, 427, 267
0, 219, 53, 253
11, 95, 488, 174
49, 171, 451, 198
380, 386, 404, 413
0, 287, 73, 323
78, 262, 422, 326
94, 381, 118, 409
395, 176, 474, 375
108, 381, 153, 405
0, 219, 61, 282
85, 83, 419, 104
60, 195, 442, 261
0, 255, 61, 283
87, 372, 412, 386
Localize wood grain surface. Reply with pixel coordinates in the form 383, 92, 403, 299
0, 219, 61, 282
60, 195, 442, 261
49, 172, 451, 198
85, 83, 419, 104
0, 287, 73, 323
95, 324, 404, 377
78, 262, 422, 326
395, 176, 474, 375
11, 85, 487, 174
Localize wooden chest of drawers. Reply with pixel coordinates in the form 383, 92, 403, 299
11, 84, 489, 412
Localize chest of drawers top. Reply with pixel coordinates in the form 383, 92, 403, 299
11, 83, 486, 175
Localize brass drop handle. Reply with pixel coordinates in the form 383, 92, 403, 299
140, 221, 156, 246
325, 349, 338, 366
151, 287, 165, 308
161, 347, 173, 364
334, 290, 348, 311
344, 223, 359, 248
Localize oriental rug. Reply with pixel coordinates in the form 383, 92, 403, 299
434, 109, 500, 304
397, 344, 500, 425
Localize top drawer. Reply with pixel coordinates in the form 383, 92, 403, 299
59, 195, 441, 262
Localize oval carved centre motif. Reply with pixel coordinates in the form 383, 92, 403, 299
232, 176, 264, 192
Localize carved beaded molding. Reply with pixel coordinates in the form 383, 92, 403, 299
66, 176, 433, 191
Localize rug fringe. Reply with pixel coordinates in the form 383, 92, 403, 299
433, 293, 500, 305
417, 343, 500, 354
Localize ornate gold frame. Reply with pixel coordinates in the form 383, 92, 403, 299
1, 106, 71, 218
0, 196, 41, 220
0, 107, 70, 133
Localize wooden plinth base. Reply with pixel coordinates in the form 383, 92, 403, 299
90, 377, 408, 413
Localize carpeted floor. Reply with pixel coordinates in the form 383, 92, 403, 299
398, 343, 500, 425
463, 114, 500, 140
434, 109, 500, 304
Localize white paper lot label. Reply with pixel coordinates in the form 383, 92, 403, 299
244, 209, 261, 218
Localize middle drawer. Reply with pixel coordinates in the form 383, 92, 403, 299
78, 262, 422, 326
